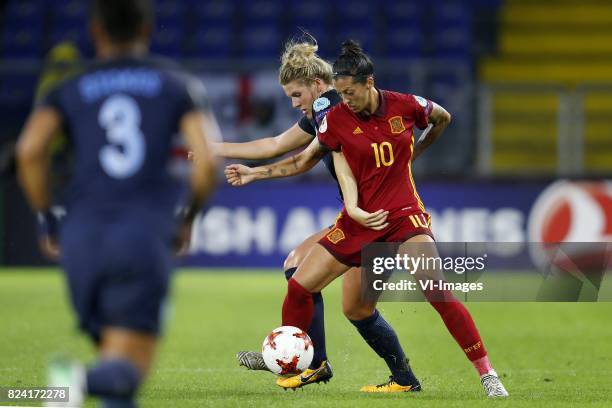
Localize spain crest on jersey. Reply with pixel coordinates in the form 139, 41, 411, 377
388, 116, 406, 134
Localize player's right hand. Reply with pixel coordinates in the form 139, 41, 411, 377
39, 236, 60, 261
36, 210, 61, 260
347, 207, 389, 231
225, 164, 255, 186
174, 221, 192, 256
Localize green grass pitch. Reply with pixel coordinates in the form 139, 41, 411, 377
1, 269, 611, 407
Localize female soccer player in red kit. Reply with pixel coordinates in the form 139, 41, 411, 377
220, 38, 423, 392
237, 40, 509, 397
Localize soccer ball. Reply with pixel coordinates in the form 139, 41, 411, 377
261, 326, 314, 375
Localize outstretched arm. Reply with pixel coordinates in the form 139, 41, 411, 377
332, 151, 388, 231
225, 137, 329, 186
412, 102, 451, 161
214, 122, 313, 160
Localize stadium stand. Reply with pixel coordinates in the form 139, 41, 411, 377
0, 0, 502, 176
481, 0, 612, 174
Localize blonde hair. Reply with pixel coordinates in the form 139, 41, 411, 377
279, 40, 333, 86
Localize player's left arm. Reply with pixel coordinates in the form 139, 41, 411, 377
412, 102, 452, 161
16, 107, 63, 259
333, 151, 388, 230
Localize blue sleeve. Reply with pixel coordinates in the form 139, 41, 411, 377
298, 116, 316, 136
37, 84, 64, 114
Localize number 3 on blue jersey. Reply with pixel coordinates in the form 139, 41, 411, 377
98, 94, 145, 178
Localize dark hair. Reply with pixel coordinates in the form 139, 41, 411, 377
91, 0, 153, 43
332, 40, 374, 84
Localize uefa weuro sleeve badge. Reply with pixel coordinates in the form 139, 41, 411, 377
313, 97, 330, 112
414, 95, 428, 108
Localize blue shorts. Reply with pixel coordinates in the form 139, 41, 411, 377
60, 214, 173, 343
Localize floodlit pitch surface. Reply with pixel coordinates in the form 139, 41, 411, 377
1, 269, 611, 407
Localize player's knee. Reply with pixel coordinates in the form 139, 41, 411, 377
283, 248, 305, 271
343, 302, 376, 321
283, 251, 297, 271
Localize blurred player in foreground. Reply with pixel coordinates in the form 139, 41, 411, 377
221, 38, 421, 391
16, 0, 218, 406
226, 40, 509, 397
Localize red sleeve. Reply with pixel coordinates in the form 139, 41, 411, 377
316, 115, 341, 151
406, 94, 433, 130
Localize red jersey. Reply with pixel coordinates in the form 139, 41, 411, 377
318, 89, 433, 220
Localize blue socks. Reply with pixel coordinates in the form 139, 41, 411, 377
285, 267, 327, 369
309, 292, 327, 368
86, 359, 141, 407
350, 310, 419, 386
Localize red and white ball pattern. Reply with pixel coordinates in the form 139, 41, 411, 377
261, 326, 314, 375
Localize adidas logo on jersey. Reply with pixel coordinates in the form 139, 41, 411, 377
353, 126, 363, 134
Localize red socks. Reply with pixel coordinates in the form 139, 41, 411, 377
426, 290, 488, 362
282, 278, 314, 332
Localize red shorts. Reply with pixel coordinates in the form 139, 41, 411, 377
319, 210, 434, 267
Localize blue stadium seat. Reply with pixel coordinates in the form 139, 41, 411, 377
289, 0, 329, 54
150, 0, 187, 57
241, 0, 283, 22
190, 0, 236, 22
430, 1, 472, 60
48, 0, 87, 21
380, 0, 421, 23
0, 73, 37, 109
190, 24, 233, 59
190, 0, 236, 57
431, 0, 472, 21
379, 0, 424, 58
328, 1, 377, 54
378, 74, 415, 94
335, 24, 375, 56
332, 0, 373, 23
45, 0, 91, 54
283, 24, 331, 57
468, 0, 502, 7
151, 23, 185, 58
428, 71, 467, 108
0, 24, 44, 58
432, 26, 472, 59
156, 0, 187, 22
239, 24, 281, 59
383, 26, 424, 58
1, 0, 46, 57
48, 21, 92, 56
4, 0, 45, 26
289, 0, 327, 26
